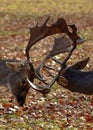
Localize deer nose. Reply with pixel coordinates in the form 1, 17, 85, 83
18, 101, 24, 106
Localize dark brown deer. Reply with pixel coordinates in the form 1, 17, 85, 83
0, 17, 84, 106
57, 57, 93, 95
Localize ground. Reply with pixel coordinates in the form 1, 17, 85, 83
0, 0, 93, 129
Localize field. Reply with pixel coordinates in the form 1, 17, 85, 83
0, 0, 93, 129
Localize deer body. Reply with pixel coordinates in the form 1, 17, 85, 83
57, 58, 93, 95
0, 59, 35, 106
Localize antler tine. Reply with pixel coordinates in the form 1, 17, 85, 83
68, 24, 77, 34
44, 64, 58, 71
68, 24, 85, 44
51, 57, 62, 65
43, 16, 50, 26
35, 56, 49, 81
61, 42, 77, 67
45, 69, 55, 78
26, 77, 50, 94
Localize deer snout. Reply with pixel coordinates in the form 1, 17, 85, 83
16, 90, 29, 106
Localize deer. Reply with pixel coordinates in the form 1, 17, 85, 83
57, 56, 93, 95
0, 16, 85, 106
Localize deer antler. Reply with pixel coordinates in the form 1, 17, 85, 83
25, 17, 85, 94
26, 16, 84, 80
26, 17, 83, 61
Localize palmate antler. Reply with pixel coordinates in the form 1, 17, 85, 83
26, 16, 84, 79
25, 16, 85, 94
26, 16, 82, 61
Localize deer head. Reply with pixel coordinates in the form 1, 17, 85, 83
57, 57, 90, 86
56, 57, 93, 95
4, 60, 35, 106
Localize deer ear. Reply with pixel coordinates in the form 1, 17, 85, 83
6, 61, 23, 72
71, 57, 90, 70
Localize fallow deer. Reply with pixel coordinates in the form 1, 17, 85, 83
0, 16, 84, 106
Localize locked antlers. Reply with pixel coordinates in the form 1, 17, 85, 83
25, 16, 85, 94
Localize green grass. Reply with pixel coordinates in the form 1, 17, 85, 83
0, 0, 93, 18
0, 0, 92, 37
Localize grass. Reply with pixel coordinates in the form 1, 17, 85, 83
0, 0, 93, 17
0, 0, 93, 37
0, 0, 92, 50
